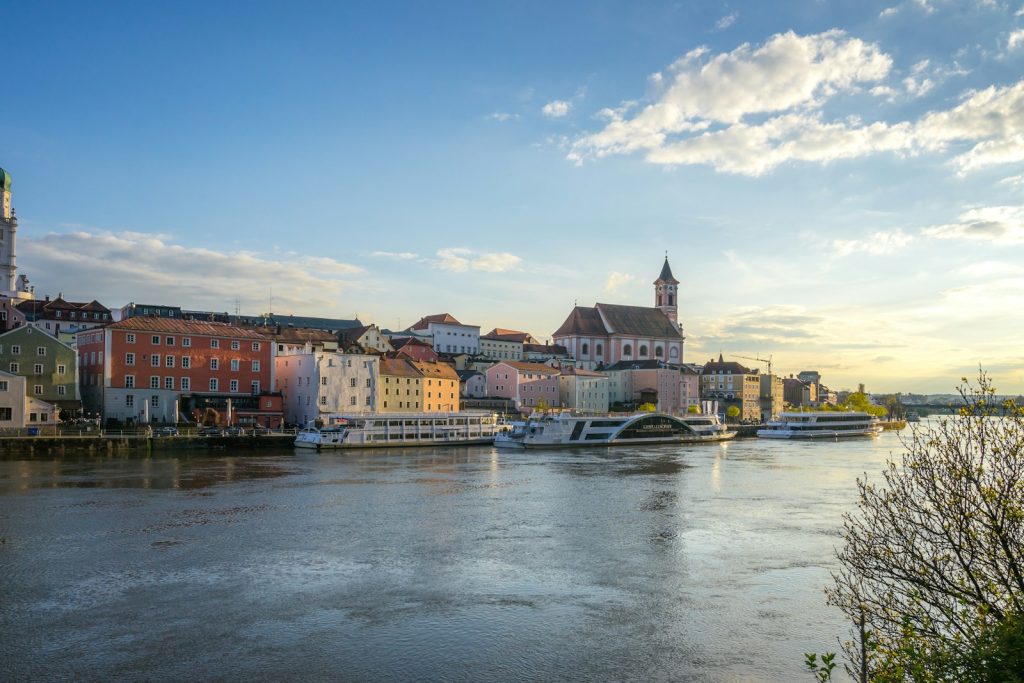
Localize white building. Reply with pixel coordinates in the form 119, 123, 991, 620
558, 368, 610, 413
275, 352, 378, 425
0, 370, 56, 429
407, 313, 480, 355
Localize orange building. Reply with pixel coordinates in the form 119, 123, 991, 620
77, 317, 278, 425
411, 360, 460, 412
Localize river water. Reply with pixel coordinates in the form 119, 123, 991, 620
0, 432, 907, 682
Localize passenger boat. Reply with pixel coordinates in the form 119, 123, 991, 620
294, 412, 500, 450
493, 412, 735, 449
756, 411, 883, 439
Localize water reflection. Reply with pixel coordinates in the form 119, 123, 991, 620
0, 433, 903, 681
0, 453, 299, 493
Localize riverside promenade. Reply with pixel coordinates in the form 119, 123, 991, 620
0, 432, 296, 458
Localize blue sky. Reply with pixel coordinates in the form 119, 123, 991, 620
3, 1, 1023, 392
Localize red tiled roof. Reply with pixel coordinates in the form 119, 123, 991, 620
497, 361, 560, 375
380, 358, 422, 378
105, 317, 268, 339
483, 328, 534, 343
409, 313, 462, 330
410, 360, 459, 381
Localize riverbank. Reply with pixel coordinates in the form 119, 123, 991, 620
0, 434, 296, 458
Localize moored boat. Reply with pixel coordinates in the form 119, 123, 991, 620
494, 412, 735, 449
294, 411, 501, 450
756, 411, 882, 439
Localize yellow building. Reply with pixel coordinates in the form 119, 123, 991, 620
412, 360, 460, 413
378, 358, 422, 412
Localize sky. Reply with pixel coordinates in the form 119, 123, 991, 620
3, 0, 1023, 393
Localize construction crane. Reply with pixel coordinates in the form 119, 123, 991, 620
735, 354, 773, 375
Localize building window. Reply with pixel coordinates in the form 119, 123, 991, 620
182, 356, 190, 369
0, 407, 10, 421
365, 378, 371, 387
165, 355, 174, 368
34, 385, 43, 395
319, 395, 327, 406
252, 360, 260, 372
209, 378, 219, 391
181, 377, 190, 391
125, 394, 134, 407
11, 345, 19, 355
0, 381, 6, 392
165, 377, 174, 389
349, 378, 356, 388
582, 343, 589, 356
151, 335, 160, 345
251, 381, 260, 394
596, 343, 603, 356
349, 396, 357, 406
230, 359, 240, 371
211, 339, 220, 349
37, 346, 46, 356
151, 395, 159, 408
126, 333, 135, 344
252, 342, 261, 351
210, 358, 219, 370
182, 337, 191, 347
623, 344, 632, 357
655, 346, 663, 357
639, 345, 648, 357
33, 363, 42, 374
57, 364, 66, 374
58, 385, 66, 396
365, 396, 371, 406
150, 376, 160, 389
148, 355, 158, 367
231, 340, 240, 350
8, 362, 17, 373
166, 336, 175, 346
230, 380, 239, 392
670, 347, 679, 358
125, 375, 135, 388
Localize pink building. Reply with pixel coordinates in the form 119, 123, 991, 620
552, 257, 684, 370
485, 361, 561, 413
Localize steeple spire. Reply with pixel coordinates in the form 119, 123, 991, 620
654, 254, 680, 327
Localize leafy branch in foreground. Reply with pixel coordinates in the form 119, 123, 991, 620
808, 371, 1024, 681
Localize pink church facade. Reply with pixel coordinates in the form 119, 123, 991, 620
552, 257, 685, 371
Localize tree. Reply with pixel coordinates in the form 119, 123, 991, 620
820, 373, 1024, 681
687, 405, 701, 414
638, 402, 657, 413
725, 405, 740, 421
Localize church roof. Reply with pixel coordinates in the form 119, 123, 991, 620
554, 302, 681, 339
655, 256, 679, 285
0, 168, 10, 193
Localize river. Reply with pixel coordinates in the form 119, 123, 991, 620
0, 431, 907, 681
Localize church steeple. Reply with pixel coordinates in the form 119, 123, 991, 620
0, 168, 18, 294
654, 252, 679, 326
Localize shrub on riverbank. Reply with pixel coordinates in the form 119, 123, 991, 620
807, 372, 1024, 682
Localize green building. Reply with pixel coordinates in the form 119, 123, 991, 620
0, 325, 80, 416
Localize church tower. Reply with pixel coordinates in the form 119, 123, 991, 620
654, 253, 679, 326
0, 168, 17, 294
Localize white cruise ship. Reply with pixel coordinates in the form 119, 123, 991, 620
294, 412, 500, 450
494, 412, 734, 449
756, 411, 882, 439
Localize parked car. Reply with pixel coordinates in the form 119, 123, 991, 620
156, 426, 179, 437
198, 426, 224, 437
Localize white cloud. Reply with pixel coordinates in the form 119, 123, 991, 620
716, 12, 738, 29
1008, 29, 1024, 50
371, 251, 420, 260
998, 173, 1024, 186
570, 30, 1024, 176
485, 112, 519, 122
20, 230, 363, 313
832, 229, 913, 256
879, 6, 899, 17
433, 248, 522, 272
604, 271, 636, 294
542, 100, 572, 118
922, 206, 1024, 244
